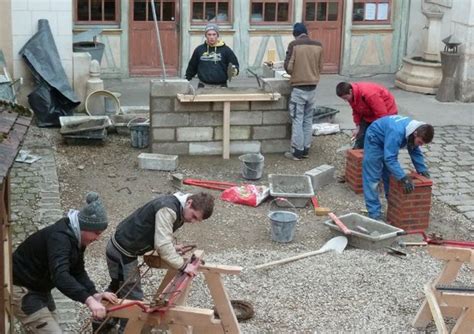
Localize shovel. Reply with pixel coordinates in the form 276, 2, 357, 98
253, 236, 348, 270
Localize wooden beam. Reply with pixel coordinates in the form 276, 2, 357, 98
424, 284, 449, 334
223, 101, 230, 159
176, 93, 281, 102
428, 246, 473, 263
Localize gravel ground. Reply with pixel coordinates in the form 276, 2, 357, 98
52, 130, 472, 333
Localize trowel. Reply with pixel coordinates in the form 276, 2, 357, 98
253, 236, 348, 270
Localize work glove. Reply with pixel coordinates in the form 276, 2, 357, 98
400, 175, 415, 194
418, 170, 430, 178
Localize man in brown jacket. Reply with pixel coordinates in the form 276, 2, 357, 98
284, 22, 323, 160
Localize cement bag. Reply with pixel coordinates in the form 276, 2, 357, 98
221, 185, 270, 207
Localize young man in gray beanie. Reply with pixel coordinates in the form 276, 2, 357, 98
105, 192, 214, 332
185, 23, 239, 87
12, 192, 118, 333
284, 22, 324, 160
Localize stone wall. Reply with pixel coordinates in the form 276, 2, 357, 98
150, 78, 292, 156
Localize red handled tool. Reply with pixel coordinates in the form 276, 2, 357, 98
183, 178, 237, 191
328, 212, 352, 235
399, 229, 474, 248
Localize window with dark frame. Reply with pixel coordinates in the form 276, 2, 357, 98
250, 1, 291, 23
133, 1, 176, 22
352, 0, 391, 24
191, 0, 230, 23
304, 1, 339, 22
76, 0, 119, 23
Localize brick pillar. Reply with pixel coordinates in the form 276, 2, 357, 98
345, 149, 363, 194
387, 172, 433, 231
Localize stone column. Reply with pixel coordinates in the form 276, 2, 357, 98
436, 51, 461, 102
422, 9, 444, 62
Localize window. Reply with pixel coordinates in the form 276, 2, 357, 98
192, 1, 230, 23
133, 1, 176, 21
304, 1, 338, 22
251, 1, 291, 24
352, 0, 390, 24
76, 0, 119, 23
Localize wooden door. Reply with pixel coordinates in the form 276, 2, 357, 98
129, 0, 179, 76
303, 0, 343, 73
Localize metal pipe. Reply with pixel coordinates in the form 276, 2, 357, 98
150, 0, 167, 80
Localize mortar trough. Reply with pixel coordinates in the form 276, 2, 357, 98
269, 174, 314, 208
324, 213, 404, 250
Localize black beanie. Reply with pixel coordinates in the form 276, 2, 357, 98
78, 192, 108, 231
293, 23, 308, 37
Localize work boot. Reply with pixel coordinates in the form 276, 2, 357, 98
302, 147, 309, 158
284, 148, 304, 161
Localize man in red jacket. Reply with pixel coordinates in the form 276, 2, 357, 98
336, 82, 398, 149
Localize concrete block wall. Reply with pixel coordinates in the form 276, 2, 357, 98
345, 149, 363, 194
150, 78, 291, 156
387, 172, 433, 231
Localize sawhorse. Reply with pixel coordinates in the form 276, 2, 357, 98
412, 245, 474, 333
106, 250, 242, 333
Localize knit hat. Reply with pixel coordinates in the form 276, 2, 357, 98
205, 23, 219, 35
78, 192, 108, 231
293, 23, 308, 37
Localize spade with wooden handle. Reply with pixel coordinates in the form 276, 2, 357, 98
253, 236, 348, 270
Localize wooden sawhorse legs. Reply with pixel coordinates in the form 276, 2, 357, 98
107, 251, 242, 334
412, 246, 474, 333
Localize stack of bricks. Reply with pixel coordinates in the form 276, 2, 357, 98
387, 172, 433, 231
345, 149, 363, 194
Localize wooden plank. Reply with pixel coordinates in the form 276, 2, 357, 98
199, 264, 242, 275
428, 246, 473, 263
452, 308, 474, 334
176, 93, 281, 102
223, 101, 230, 159
204, 272, 240, 334
424, 284, 449, 334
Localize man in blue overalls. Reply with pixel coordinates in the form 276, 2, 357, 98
362, 115, 434, 221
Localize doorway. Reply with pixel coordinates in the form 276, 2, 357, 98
129, 0, 180, 76
303, 0, 343, 73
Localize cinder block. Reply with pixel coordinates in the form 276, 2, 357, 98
214, 126, 251, 140
263, 110, 290, 124
189, 112, 222, 126
213, 101, 250, 111
138, 153, 178, 171
230, 111, 262, 125
305, 164, 335, 191
261, 139, 290, 153
189, 141, 261, 155
253, 125, 287, 139
387, 172, 433, 231
152, 128, 175, 142
261, 78, 292, 96
251, 97, 288, 111
153, 113, 189, 127
177, 127, 213, 141
151, 142, 189, 155
151, 98, 173, 112
150, 79, 191, 97
174, 99, 212, 112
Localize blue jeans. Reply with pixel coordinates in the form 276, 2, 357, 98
289, 87, 316, 154
362, 132, 390, 219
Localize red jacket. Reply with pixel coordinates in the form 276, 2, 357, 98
349, 82, 397, 125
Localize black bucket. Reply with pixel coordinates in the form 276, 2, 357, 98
128, 118, 149, 148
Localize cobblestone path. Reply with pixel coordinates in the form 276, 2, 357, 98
10, 128, 79, 333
